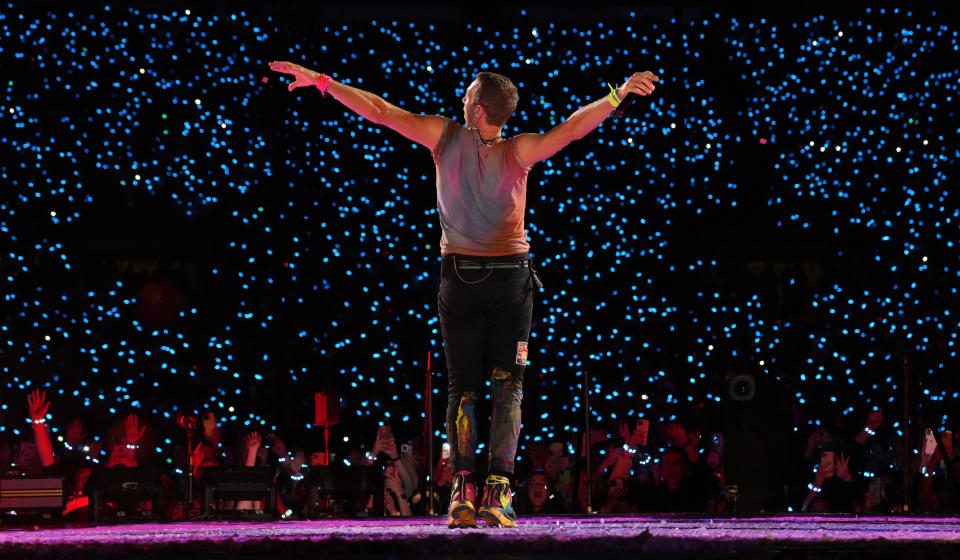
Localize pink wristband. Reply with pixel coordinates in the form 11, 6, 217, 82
315, 74, 333, 96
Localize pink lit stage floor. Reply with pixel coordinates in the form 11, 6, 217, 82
1, 515, 959, 559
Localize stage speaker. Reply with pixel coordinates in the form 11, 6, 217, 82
723, 372, 792, 512
90, 467, 163, 525
201, 466, 278, 520
0, 477, 64, 521
306, 465, 382, 518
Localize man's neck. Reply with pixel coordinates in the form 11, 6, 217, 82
474, 123, 503, 143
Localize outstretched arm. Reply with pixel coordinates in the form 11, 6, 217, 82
515, 71, 659, 168
270, 61, 445, 151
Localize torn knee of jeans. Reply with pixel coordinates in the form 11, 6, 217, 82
491, 368, 523, 397
496, 379, 522, 393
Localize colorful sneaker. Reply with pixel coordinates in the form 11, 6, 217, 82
477, 474, 517, 528
447, 471, 477, 528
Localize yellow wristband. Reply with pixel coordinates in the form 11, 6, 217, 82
606, 83, 621, 107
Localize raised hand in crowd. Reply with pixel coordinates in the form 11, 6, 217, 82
804, 427, 831, 460
243, 431, 262, 467
835, 452, 853, 482
235, 431, 265, 511
528, 441, 549, 470
107, 413, 146, 468
600, 444, 632, 482
27, 389, 50, 422
65, 419, 87, 450
383, 462, 411, 516
27, 389, 55, 468
661, 421, 701, 463
917, 439, 945, 512
802, 457, 830, 512
124, 413, 146, 446
855, 408, 884, 445
368, 424, 399, 462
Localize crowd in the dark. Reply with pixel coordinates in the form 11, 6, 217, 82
5, 387, 960, 520
2, 2, 959, 521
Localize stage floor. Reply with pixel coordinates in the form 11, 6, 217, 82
1, 515, 959, 559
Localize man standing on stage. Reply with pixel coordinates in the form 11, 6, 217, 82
270, 60, 658, 527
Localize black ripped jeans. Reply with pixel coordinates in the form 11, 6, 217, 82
438, 253, 537, 477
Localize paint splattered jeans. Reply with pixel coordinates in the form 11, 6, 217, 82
438, 253, 537, 477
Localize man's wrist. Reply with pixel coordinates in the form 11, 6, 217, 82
606, 83, 621, 108
315, 73, 334, 96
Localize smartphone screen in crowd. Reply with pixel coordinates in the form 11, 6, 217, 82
441, 442, 451, 461
924, 429, 937, 455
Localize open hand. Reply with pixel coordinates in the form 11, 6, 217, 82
27, 389, 50, 422
244, 431, 262, 450
66, 419, 87, 448
836, 452, 853, 481
124, 413, 146, 445
269, 61, 321, 91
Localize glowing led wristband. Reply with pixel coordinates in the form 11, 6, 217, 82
316, 74, 334, 96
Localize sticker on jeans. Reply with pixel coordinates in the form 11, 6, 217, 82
515, 341, 528, 365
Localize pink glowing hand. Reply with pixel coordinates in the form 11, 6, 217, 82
244, 431, 262, 450
123, 413, 146, 445
269, 61, 322, 92
27, 389, 50, 422
66, 419, 87, 448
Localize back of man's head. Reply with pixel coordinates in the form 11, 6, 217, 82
475, 71, 518, 128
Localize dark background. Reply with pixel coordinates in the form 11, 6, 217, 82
0, 0, 957, 468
